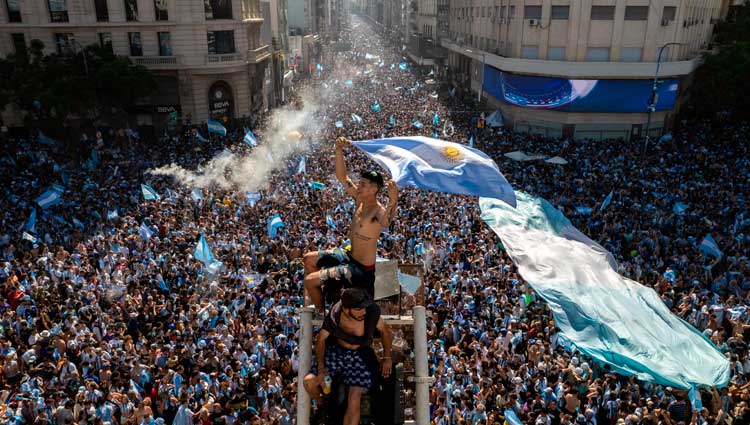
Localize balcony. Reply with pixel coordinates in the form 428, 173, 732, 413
132, 55, 182, 69
205, 53, 244, 65
248, 45, 271, 63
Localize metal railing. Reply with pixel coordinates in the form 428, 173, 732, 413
247, 45, 271, 63
205, 52, 243, 65
132, 56, 181, 67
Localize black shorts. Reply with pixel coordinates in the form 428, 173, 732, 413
317, 248, 375, 296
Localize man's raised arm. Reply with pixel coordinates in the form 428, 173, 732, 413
335, 137, 358, 198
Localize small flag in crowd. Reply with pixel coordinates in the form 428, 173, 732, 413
600, 191, 613, 212
335, 121, 344, 128
194, 234, 221, 269
351, 114, 364, 125
399, 62, 408, 71
344, 80, 353, 87
130, 380, 143, 401
698, 234, 723, 258
52, 183, 65, 193
207, 120, 227, 136
576, 206, 593, 216
139, 222, 153, 240
246, 191, 261, 206
663, 269, 677, 283
35, 188, 63, 209
267, 214, 284, 238
326, 214, 336, 229
296, 156, 307, 174
195, 131, 208, 143
308, 181, 326, 190
141, 184, 161, 201
22, 232, 37, 243
689, 385, 702, 411
389, 115, 396, 127
371, 100, 381, 112
433, 113, 440, 127
107, 209, 119, 220
37, 133, 57, 146
243, 129, 258, 147
468, 135, 474, 148
25, 208, 36, 233
190, 188, 204, 203
504, 409, 523, 425
673, 202, 688, 215
413, 120, 423, 129
73, 218, 85, 230
156, 274, 168, 291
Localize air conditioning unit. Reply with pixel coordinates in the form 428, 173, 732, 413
528, 19, 537, 26
661, 18, 670, 26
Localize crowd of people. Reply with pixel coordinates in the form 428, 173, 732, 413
0, 13, 748, 425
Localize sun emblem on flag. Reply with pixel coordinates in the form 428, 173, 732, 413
441, 146, 464, 163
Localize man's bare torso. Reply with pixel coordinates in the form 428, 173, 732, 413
349, 201, 385, 266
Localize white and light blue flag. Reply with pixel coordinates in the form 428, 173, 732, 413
308, 181, 326, 190
326, 214, 336, 229
673, 202, 689, 215
698, 234, 723, 258
25, 208, 36, 233
139, 222, 153, 240
353, 136, 516, 207
243, 129, 258, 147
207, 120, 227, 136
37, 133, 57, 146
468, 135, 474, 148
335, 121, 344, 128
190, 188, 204, 203
413, 120, 423, 129
246, 191, 261, 206
72, 218, 85, 230
35, 189, 63, 209
351, 114, 363, 125
267, 214, 284, 238
107, 209, 119, 220
194, 234, 222, 272
22, 232, 37, 243
141, 184, 161, 201
371, 100, 381, 112
297, 156, 307, 174
195, 131, 208, 142
600, 191, 613, 212
389, 115, 396, 127
480, 191, 730, 388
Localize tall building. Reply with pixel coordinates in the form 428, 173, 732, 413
444, 0, 730, 139
0, 0, 271, 128
260, 0, 293, 107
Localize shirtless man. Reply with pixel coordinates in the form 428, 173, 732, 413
303, 287, 393, 425
303, 136, 399, 313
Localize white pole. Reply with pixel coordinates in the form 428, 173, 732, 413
411, 306, 433, 425
297, 307, 314, 425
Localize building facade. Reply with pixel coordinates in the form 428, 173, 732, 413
443, 0, 729, 140
0, 0, 271, 128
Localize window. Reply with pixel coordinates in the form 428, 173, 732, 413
524, 5, 541, 20
548, 46, 565, 60
500, 6, 505, 18
5, 0, 21, 22
590, 5, 615, 20
48, 0, 69, 22
625, 6, 648, 20
94, 0, 108, 21
662, 6, 676, 21
11, 33, 25, 55
54, 33, 74, 54
509, 5, 515, 19
97, 32, 112, 51
207, 30, 235, 54
585, 47, 610, 61
124, 0, 138, 20
204, 0, 232, 19
128, 32, 143, 56
620, 47, 642, 62
521, 45, 539, 59
158, 32, 172, 56
551, 5, 569, 19
154, 0, 168, 20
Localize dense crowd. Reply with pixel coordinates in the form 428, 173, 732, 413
1, 14, 749, 425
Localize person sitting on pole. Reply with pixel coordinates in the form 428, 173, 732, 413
303, 287, 393, 425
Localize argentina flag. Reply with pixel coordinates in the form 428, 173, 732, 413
246, 191, 261, 206
141, 184, 161, 201
207, 120, 227, 136
25, 208, 37, 233
35, 188, 63, 209
698, 234, 723, 258
195, 131, 208, 142
267, 214, 284, 237
243, 129, 257, 147
353, 136, 516, 207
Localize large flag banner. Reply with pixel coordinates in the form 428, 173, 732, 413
243, 129, 258, 147
353, 136, 516, 207
479, 191, 730, 388
207, 120, 227, 136
698, 234, 723, 258
141, 184, 161, 201
267, 214, 284, 237
35, 188, 63, 209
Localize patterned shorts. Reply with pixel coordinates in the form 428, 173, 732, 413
317, 248, 375, 296
312, 344, 375, 388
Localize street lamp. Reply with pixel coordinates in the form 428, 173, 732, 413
465, 48, 485, 103
643, 42, 684, 154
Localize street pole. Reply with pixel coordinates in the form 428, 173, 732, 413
644, 42, 682, 154
70, 38, 89, 78
479, 53, 485, 104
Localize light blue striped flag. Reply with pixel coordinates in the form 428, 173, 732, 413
399, 62, 408, 71
52, 183, 65, 193
344, 80, 353, 87
207, 120, 227, 136
689, 385, 702, 411
432, 112, 439, 127
297, 156, 306, 174
37, 133, 57, 146
600, 191, 613, 212
35, 189, 63, 209
194, 234, 221, 271
308, 181, 326, 190
698, 234, 722, 258
243, 129, 258, 147
413, 120, 423, 129
141, 184, 161, 201
504, 409, 523, 425
195, 131, 208, 142
246, 191, 261, 206
351, 113, 363, 125
73, 218, 85, 230
156, 274, 168, 291
22, 232, 37, 243
326, 214, 336, 229
335, 120, 344, 128
107, 209, 119, 220
190, 188, 204, 203
389, 115, 396, 127
25, 209, 36, 233
673, 202, 688, 215
130, 379, 143, 401
267, 214, 284, 237
480, 192, 730, 388
139, 222, 153, 240
371, 100, 381, 111
353, 136, 516, 207
468, 135, 474, 148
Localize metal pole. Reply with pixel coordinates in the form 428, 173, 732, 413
411, 306, 433, 425
478, 53, 485, 104
644, 42, 681, 154
296, 307, 314, 425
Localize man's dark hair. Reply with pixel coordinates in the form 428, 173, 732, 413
341, 287, 372, 309
360, 170, 384, 188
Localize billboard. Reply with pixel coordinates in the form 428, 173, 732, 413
483, 66, 679, 113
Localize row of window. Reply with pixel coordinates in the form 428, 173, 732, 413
8, 30, 235, 57
4, 0, 231, 23
453, 5, 677, 23
520, 45, 650, 62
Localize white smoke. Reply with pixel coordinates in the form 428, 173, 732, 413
150, 92, 322, 192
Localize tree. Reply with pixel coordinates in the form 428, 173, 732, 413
686, 2, 750, 118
